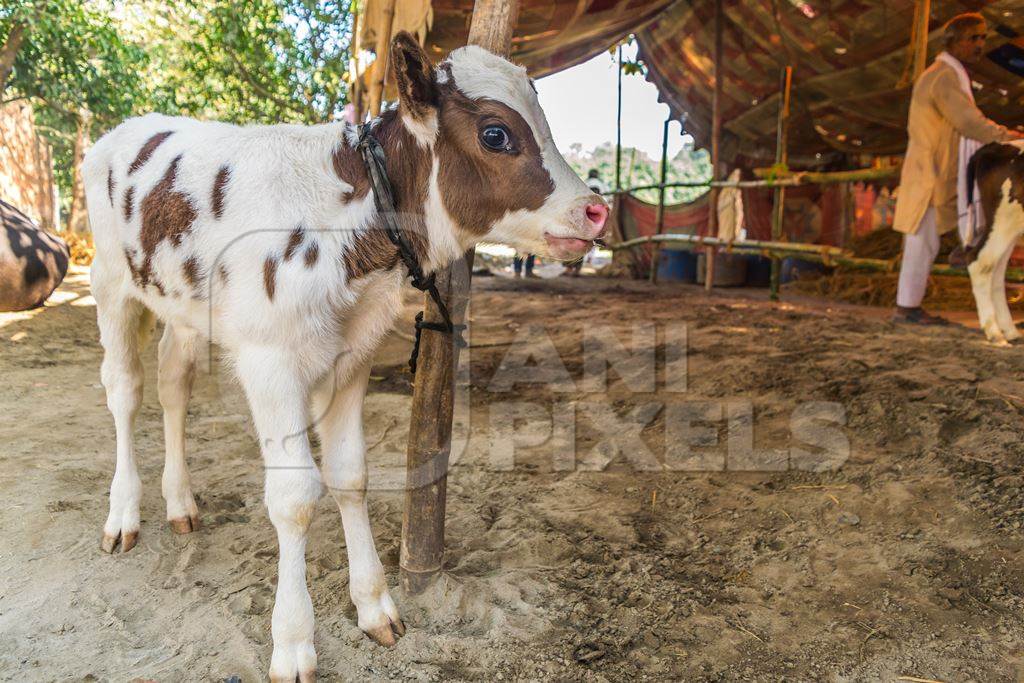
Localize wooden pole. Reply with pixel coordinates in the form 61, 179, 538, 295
705, 0, 723, 291
768, 65, 793, 302
400, 0, 520, 595
349, 2, 364, 122
649, 116, 671, 284
367, 0, 397, 117
615, 44, 623, 191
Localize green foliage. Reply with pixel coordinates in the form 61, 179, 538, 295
563, 141, 711, 205
136, 0, 355, 125
0, 0, 355, 220
2, 0, 148, 197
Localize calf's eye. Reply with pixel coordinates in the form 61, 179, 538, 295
480, 125, 512, 152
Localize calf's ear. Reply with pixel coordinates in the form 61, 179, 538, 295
390, 32, 438, 118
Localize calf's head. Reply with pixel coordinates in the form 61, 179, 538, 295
389, 32, 608, 260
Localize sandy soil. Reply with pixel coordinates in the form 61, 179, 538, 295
3, 266, 1024, 682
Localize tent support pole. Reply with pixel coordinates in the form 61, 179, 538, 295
367, 0, 396, 117
615, 44, 623, 192
650, 116, 671, 284
399, 0, 520, 596
706, 0, 723, 291
769, 65, 793, 301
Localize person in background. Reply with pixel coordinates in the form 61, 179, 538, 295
563, 169, 608, 276
892, 12, 1023, 324
513, 253, 536, 278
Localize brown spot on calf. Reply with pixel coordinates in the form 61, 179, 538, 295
212, 165, 230, 219
182, 256, 203, 297
129, 131, 173, 175
283, 227, 304, 261
123, 186, 135, 222
303, 241, 319, 268
123, 155, 197, 294
264, 257, 278, 300
332, 141, 370, 203
107, 168, 116, 206
141, 155, 197, 256
342, 222, 428, 283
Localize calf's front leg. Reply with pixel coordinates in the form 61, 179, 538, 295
312, 363, 404, 646
236, 348, 322, 682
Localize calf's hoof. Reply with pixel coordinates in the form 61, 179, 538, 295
169, 514, 201, 534
363, 617, 406, 647
269, 671, 315, 683
100, 529, 138, 553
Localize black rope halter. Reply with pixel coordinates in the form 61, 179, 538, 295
356, 124, 467, 374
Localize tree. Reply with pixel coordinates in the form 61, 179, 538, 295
1, 0, 148, 226
564, 141, 712, 205
134, 0, 356, 125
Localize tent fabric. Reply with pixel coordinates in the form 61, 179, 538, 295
367, 0, 1024, 159
636, 0, 1024, 159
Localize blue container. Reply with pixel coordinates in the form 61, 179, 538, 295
657, 249, 698, 282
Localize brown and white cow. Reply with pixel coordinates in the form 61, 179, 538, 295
82, 33, 606, 680
0, 199, 69, 312
949, 141, 1024, 345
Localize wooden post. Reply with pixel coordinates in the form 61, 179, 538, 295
400, 0, 520, 595
768, 65, 793, 302
650, 116, 670, 284
615, 44, 623, 191
367, 0, 397, 117
705, 0, 723, 291
349, 2, 364, 122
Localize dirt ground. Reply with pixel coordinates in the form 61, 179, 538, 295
4, 265, 1024, 682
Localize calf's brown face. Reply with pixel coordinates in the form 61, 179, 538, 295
389, 33, 608, 260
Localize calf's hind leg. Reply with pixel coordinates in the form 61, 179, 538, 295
94, 286, 152, 553
991, 244, 1021, 342
157, 324, 201, 532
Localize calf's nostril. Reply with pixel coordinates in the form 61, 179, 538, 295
585, 203, 608, 228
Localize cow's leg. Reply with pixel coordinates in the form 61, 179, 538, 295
312, 363, 404, 646
157, 324, 201, 532
991, 242, 1021, 342
94, 281, 152, 553
236, 348, 321, 682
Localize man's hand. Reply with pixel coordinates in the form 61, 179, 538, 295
1006, 129, 1024, 141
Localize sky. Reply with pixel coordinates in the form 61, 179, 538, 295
533, 42, 690, 161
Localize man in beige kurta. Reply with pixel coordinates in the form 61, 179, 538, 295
892, 13, 1022, 324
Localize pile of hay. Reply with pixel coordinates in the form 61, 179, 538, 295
784, 228, 1022, 311
62, 231, 94, 265
784, 271, 1024, 310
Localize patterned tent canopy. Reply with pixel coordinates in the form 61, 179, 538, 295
366, 0, 1024, 161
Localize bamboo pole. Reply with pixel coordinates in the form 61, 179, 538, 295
399, 0, 520, 596
608, 165, 899, 195
705, 0, 723, 291
615, 44, 623, 191
611, 234, 1024, 281
769, 65, 793, 301
650, 117, 670, 284
613, 233, 846, 256
367, 0, 397, 117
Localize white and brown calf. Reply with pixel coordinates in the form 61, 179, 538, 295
82, 33, 606, 681
951, 141, 1024, 345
